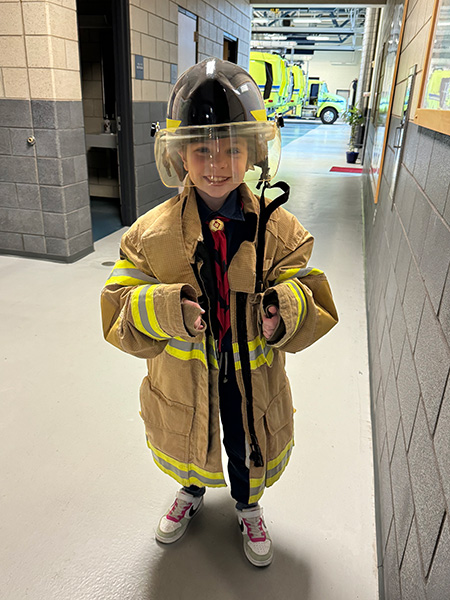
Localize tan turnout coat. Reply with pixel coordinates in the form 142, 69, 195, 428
101, 183, 338, 503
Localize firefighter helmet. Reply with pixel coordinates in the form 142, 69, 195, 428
153, 57, 281, 187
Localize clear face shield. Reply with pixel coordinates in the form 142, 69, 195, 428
154, 121, 281, 188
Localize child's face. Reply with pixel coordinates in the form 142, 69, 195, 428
180, 137, 249, 204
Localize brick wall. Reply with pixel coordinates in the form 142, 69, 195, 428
363, 0, 450, 597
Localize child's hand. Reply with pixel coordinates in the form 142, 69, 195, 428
181, 298, 206, 331
262, 305, 280, 339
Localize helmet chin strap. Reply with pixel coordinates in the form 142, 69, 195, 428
255, 179, 290, 293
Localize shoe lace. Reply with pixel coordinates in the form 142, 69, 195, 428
167, 498, 192, 523
243, 516, 266, 542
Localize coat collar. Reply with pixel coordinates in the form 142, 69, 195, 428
143, 182, 261, 294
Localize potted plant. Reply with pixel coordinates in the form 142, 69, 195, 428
342, 106, 365, 164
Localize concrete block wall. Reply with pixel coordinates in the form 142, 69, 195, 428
0, 0, 92, 261
363, 0, 450, 597
129, 0, 251, 216
0, 100, 91, 259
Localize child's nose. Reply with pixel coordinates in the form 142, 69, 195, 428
213, 151, 229, 168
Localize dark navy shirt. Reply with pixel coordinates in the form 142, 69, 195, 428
195, 189, 246, 352
195, 188, 246, 263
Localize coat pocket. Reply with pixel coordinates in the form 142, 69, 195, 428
140, 376, 194, 463
264, 383, 294, 463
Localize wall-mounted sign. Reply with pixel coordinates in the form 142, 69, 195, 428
135, 55, 144, 80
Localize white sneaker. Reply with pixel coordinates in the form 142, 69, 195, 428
156, 489, 204, 544
236, 505, 273, 567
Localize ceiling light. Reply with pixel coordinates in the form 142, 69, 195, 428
306, 36, 330, 41
263, 34, 288, 40
250, 40, 296, 48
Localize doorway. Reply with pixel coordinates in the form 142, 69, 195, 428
178, 8, 198, 78
76, 0, 134, 241
223, 34, 238, 63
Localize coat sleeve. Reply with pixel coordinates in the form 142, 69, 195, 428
100, 223, 200, 360
261, 209, 338, 353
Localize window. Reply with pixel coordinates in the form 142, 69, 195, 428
414, 0, 450, 135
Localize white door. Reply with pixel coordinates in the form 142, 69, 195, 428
178, 10, 197, 78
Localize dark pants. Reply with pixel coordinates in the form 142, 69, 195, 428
184, 351, 256, 509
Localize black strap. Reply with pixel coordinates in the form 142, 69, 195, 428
255, 180, 290, 293
236, 292, 264, 468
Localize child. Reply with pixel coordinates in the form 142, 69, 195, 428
101, 58, 338, 567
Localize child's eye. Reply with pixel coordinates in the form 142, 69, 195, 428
194, 146, 211, 154
228, 147, 241, 155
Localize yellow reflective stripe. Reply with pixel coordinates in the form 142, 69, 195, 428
208, 336, 219, 369
266, 440, 294, 486
249, 336, 274, 368
249, 474, 265, 504
249, 487, 265, 505
274, 267, 323, 285
107, 274, 151, 286
154, 461, 226, 488
105, 258, 159, 287
165, 337, 207, 367
267, 438, 293, 470
284, 280, 306, 331
130, 285, 171, 340
233, 337, 273, 371
248, 439, 294, 502
248, 336, 262, 351
147, 438, 226, 486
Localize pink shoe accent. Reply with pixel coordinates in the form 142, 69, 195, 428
243, 517, 267, 542
166, 499, 193, 523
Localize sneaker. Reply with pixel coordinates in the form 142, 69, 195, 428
155, 489, 204, 544
236, 505, 273, 567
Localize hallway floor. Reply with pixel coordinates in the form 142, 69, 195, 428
0, 122, 378, 599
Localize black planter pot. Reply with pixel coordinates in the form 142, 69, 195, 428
346, 151, 359, 164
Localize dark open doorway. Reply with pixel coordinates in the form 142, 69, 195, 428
76, 0, 135, 240
223, 34, 238, 63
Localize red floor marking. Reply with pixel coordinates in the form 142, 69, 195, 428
330, 166, 363, 173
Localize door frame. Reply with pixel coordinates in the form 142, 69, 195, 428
112, 0, 136, 225
372, 0, 409, 204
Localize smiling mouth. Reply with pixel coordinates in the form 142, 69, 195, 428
204, 176, 230, 184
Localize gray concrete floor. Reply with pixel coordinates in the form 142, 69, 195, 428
0, 122, 378, 600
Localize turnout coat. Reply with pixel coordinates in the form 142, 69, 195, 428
101, 182, 338, 504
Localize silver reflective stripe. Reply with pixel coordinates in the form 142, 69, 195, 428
208, 336, 219, 368
294, 282, 307, 322
249, 343, 264, 363
250, 480, 265, 500
248, 339, 272, 363
266, 444, 293, 482
110, 268, 160, 284
151, 450, 226, 486
286, 280, 306, 325
137, 285, 167, 339
292, 267, 313, 279
168, 338, 205, 353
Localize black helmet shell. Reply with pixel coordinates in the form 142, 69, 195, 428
167, 58, 267, 127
